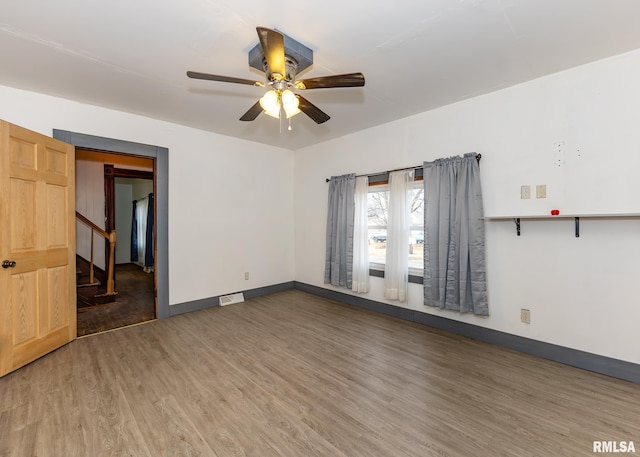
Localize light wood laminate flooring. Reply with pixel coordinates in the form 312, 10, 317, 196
1, 290, 638, 456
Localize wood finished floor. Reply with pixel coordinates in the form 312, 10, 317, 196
77, 263, 156, 337
1, 289, 638, 457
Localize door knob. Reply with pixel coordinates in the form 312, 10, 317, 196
2, 260, 16, 269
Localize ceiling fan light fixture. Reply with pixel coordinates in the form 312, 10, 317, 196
259, 90, 280, 118
281, 89, 300, 118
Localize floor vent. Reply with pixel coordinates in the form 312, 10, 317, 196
219, 293, 244, 306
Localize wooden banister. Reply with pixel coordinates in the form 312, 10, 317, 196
75, 211, 109, 239
76, 211, 117, 296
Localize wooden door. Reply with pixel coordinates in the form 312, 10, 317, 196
0, 120, 76, 377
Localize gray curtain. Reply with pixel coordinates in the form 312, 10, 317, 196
423, 153, 488, 315
324, 173, 356, 288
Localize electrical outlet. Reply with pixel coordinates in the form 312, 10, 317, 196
521, 309, 531, 324
244, 272, 249, 280
536, 184, 546, 199
520, 185, 531, 199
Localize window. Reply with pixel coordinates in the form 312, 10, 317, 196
367, 184, 389, 266
366, 178, 424, 274
408, 181, 424, 272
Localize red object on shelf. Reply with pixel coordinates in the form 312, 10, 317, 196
551, 209, 560, 215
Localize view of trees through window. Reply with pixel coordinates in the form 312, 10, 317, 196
367, 182, 424, 270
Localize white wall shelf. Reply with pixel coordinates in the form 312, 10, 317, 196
484, 213, 640, 237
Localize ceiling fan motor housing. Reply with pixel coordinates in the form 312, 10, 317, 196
265, 58, 300, 87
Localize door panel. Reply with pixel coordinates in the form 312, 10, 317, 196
0, 120, 76, 377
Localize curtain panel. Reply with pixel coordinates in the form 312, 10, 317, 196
144, 193, 154, 268
423, 153, 488, 315
352, 176, 370, 293
133, 196, 148, 264
131, 193, 154, 272
324, 174, 356, 288
131, 200, 138, 263
384, 169, 414, 302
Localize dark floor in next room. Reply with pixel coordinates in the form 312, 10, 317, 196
77, 263, 155, 336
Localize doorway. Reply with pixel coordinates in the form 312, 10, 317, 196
75, 149, 156, 336
52, 128, 169, 321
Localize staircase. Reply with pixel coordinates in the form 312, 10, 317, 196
76, 256, 116, 307
76, 211, 118, 307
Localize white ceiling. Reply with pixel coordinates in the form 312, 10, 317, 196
2, 0, 640, 150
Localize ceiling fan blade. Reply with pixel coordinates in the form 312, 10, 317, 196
256, 27, 286, 80
295, 72, 365, 90
296, 95, 330, 124
239, 100, 263, 121
187, 71, 264, 87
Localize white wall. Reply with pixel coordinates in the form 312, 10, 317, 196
115, 180, 133, 264
294, 49, 640, 364
76, 158, 106, 269
0, 85, 295, 307
132, 179, 153, 201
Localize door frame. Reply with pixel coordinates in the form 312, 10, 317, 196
52, 129, 169, 319
105, 163, 155, 287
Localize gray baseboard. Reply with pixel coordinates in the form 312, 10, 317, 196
169, 281, 295, 316
293, 282, 640, 384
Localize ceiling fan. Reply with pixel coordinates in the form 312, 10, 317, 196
187, 27, 365, 127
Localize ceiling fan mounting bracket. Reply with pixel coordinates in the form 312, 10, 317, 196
248, 30, 313, 75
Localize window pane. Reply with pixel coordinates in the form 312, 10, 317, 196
367, 187, 388, 266
408, 185, 424, 270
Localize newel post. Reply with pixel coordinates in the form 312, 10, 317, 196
106, 231, 117, 294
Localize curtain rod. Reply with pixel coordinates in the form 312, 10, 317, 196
132, 192, 154, 203
325, 153, 481, 182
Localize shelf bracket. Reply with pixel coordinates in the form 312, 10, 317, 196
513, 218, 521, 236
575, 217, 580, 238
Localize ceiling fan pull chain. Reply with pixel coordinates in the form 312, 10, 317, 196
288, 118, 292, 131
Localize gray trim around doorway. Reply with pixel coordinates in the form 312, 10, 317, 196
52, 129, 169, 319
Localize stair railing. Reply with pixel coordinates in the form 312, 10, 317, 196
75, 211, 117, 295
